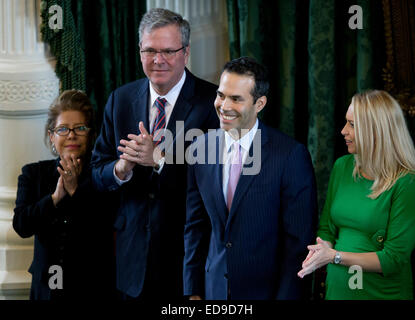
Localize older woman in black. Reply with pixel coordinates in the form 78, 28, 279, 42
13, 90, 115, 300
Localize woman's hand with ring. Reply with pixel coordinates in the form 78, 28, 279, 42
58, 154, 82, 196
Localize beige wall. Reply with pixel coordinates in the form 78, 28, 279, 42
0, 0, 58, 300
147, 0, 230, 84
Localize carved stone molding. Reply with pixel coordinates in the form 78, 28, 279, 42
0, 79, 58, 104
0, 0, 56, 300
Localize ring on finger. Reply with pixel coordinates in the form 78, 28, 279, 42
65, 170, 72, 176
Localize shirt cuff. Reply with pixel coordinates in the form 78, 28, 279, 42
153, 157, 165, 174
113, 165, 133, 185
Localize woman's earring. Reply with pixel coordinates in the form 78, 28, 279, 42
52, 144, 57, 154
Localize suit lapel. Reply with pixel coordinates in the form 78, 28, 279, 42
132, 79, 150, 133
225, 121, 270, 231
166, 69, 195, 140
208, 130, 227, 226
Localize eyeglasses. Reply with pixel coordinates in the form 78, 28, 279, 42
140, 46, 185, 59
52, 125, 90, 136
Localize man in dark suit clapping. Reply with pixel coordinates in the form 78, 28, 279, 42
91, 8, 219, 300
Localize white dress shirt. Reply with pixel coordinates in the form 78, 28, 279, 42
222, 119, 259, 203
148, 70, 186, 133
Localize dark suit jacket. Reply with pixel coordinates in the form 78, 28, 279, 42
183, 121, 318, 300
91, 70, 219, 298
13, 159, 115, 300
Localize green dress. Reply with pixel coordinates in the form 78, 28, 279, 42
318, 155, 415, 300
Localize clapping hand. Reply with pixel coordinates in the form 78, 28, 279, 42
52, 176, 66, 207
297, 237, 335, 278
116, 122, 163, 178
57, 154, 82, 196
52, 154, 82, 206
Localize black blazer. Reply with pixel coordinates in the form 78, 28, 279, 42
13, 159, 116, 300
91, 69, 219, 298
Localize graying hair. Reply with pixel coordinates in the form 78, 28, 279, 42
138, 8, 190, 47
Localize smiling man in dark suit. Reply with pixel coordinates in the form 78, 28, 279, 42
183, 57, 318, 300
91, 8, 219, 299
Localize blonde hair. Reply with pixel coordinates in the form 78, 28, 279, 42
352, 90, 415, 199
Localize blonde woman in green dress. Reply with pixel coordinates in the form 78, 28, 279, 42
298, 90, 415, 299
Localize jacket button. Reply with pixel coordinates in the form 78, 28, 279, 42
377, 236, 384, 243
148, 193, 155, 199
225, 242, 232, 248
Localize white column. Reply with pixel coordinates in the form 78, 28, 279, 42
0, 0, 59, 300
146, 0, 230, 84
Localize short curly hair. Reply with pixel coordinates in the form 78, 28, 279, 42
45, 90, 95, 156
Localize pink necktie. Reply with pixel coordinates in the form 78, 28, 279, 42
227, 142, 242, 211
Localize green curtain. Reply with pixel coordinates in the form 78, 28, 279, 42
227, 0, 385, 210
41, 0, 146, 126
40, 0, 86, 91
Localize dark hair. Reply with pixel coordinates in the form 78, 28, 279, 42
45, 90, 95, 155
138, 8, 190, 47
222, 56, 269, 102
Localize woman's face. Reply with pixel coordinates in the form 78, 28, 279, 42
49, 111, 89, 159
341, 104, 356, 154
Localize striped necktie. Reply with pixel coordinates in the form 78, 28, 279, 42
151, 97, 167, 147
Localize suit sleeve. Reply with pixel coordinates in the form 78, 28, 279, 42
91, 92, 121, 192
317, 159, 341, 244
13, 164, 57, 238
275, 144, 318, 299
183, 161, 211, 297
376, 175, 415, 276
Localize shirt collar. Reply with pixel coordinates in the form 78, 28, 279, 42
224, 118, 259, 153
149, 70, 187, 107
